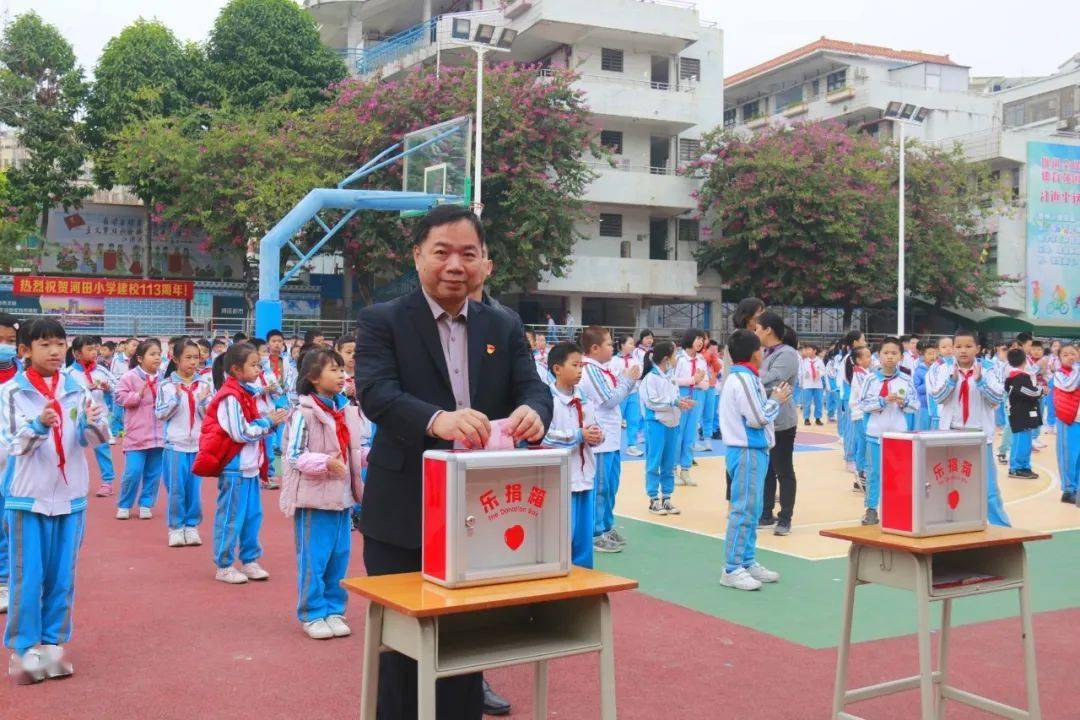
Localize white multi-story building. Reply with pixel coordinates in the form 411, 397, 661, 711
304, 0, 723, 329
724, 38, 1080, 333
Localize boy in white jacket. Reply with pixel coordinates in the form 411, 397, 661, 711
2, 319, 108, 683
542, 343, 603, 568
719, 330, 790, 592
858, 339, 918, 525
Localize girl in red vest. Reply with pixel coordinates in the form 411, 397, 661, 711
1053, 343, 1080, 504
280, 348, 366, 639
198, 343, 286, 585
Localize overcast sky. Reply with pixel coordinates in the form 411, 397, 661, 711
9, 0, 1076, 80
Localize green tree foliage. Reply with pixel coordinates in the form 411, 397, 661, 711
0, 11, 89, 236
323, 64, 598, 301
84, 19, 219, 188
694, 122, 897, 328
206, 0, 346, 110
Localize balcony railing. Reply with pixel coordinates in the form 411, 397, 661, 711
540, 67, 695, 93
587, 160, 681, 175
354, 18, 437, 76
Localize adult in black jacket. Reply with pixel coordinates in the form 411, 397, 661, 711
355, 205, 552, 720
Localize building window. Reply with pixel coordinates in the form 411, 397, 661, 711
601, 48, 624, 73
678, 138, 702, 164
723, 108, 736, 128
1003, 89, 1062, 127
679, 57, 701, 81
742, 99, 760, 121
776, 85, 803, 111
599, 213, 623, 237
600, 130, 624, 154
677, 218, 700, 244
826, 69, 847, 93
810, 79, 820, 98
1011, 167, 1021, 199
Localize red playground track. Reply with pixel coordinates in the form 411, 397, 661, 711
3, 449, 1078, 719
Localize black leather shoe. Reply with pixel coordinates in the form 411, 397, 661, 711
483, 680, 511, 716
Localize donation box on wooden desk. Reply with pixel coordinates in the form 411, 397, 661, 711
881, 430, 988, 537
422, 449, 571, 588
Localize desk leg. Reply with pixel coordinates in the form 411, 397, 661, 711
360, 603, 383, 720
831, 546, 859, 718
914, 556, 935, 720
417, 618, 437, 720
533, 660, 549, 720
1019, 549, 1042, 720
598, 594, 617, 720
935, 598, 952, 720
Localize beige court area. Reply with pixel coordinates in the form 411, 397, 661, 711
614, 428, 1080, 560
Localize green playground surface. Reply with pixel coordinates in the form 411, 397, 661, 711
595, 516, 1080, 649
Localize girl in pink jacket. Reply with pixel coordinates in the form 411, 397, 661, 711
114, 339, 165, 520
280, 348, 366, 641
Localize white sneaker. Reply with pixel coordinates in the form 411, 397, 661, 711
326, 615, 352, 637
40, 644, 73, 679
674, 468, 687, 486
303, 619, 334, 640
115, 508, 130, 520
845, 461, 856, 473
184, 528, 202, 546
168, 529, 186, 547
693, 441, 710, 452
240, 562, 270, 581
626, 446, 644, 457
0, 585, 7, 614
215, 567, 249, 584
8, 646, 47, 684
682, 469, 697, 487
662, 498, 681, 515
108, 437, 117, 445
720, 567, 762, 591
746, 563, 780, 583
138, 507, 152, 520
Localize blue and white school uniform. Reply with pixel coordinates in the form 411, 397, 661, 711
837, 353, 854, 460
673, 351, 708, 471
799, 357, 825, 422
254, 368, 288, 481
213, 388, 275, 569
991, 356, 1009, 428
580, 357, 634, 541
929, 364, 1010, 526
0, 355, 22, 600
609, 353, 643, 449
1, 369, 109, 655
912, 359, 933, 431
825, 355, 840, 421
1052, 364, 1079, 495
262, 356, 296, 459
640, 366, 681, 500
719, 365, 780, 573
858, 371, 918, 510
155, 373, 211, 531
542, 385, 597, 568
108, 353, 128, 436
848, 367, 870, 476
69, 361, 116, 488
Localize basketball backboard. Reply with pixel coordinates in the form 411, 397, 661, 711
401, 115, 472, 214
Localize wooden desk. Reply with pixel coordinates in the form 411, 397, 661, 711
821, 525, 1051, 720
343, 568, 638, 720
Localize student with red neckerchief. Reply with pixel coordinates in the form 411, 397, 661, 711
114, 339, 166, 521
1, 318, 109, 682
67, 336, 116, 497
0, 312, 22, 616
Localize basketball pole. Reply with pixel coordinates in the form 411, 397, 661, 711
473, 46, 486, 218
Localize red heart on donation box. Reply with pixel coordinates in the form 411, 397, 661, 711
947, 490, 960, 510
504, 525, 525, 551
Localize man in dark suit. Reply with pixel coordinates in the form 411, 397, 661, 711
356, 205, 553, 720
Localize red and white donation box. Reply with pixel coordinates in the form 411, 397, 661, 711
881, 430, 988, 537
422, 449, 571, 588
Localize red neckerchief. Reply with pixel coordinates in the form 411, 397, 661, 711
854, 365, 867, 374
0, 365, 16, 384
312, 395, 351, 465
269, 355, 282, 381
567, 396, 586, 471
879, 373, 894, 398
809, 359, 818, 381
1007, 369, 1025, 379
589, 358, 618, 386
80, 360, 97, 389
690, 355, 698, 378
140, 369, 158, 400
735, 362, 759, 375
25, 368, 67, 485
958, 368, 974, 424
621, 354, 632, 369
176, 377, 198, 431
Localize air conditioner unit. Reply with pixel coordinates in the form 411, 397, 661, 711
503, 0, 533, 18
1057, 116, 1077, 131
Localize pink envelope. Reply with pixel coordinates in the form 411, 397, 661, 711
484, 418, 516, 450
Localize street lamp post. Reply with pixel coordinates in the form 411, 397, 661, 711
447, 19, 517, 217
883, 102, 930, 336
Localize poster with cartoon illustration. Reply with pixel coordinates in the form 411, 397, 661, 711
1026, 142, 1080, 323
41, 202, 243, 280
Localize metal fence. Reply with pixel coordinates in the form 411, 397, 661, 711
13, 313, 357, 341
